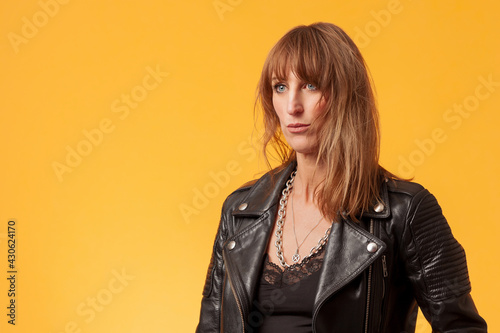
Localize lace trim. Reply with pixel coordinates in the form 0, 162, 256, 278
261, 245, 325, 287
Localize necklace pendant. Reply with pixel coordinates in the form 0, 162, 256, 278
292, 251, 300, 263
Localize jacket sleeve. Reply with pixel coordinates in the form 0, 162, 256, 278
195, 207, 228, 333
401, 188, 487, 332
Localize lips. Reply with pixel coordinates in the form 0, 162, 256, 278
287, 123, 310, 133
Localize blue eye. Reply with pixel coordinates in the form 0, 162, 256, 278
274, 84, 286, 93
306, 83, 317, 91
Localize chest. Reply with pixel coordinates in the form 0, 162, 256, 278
264, 201, 333, 268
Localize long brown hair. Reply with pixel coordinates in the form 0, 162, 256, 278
256, 22, 396, 222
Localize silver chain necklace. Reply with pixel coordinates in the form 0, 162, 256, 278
290, 192, 324, 263
275, 169, 332, 268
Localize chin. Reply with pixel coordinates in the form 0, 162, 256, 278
287, 139, 318, 156
290, 145, 318, 156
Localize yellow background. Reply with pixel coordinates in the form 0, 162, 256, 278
1, 0, 499, 332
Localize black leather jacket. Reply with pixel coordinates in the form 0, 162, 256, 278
196, 162, 487, 332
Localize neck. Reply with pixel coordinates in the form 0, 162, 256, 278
293, 153, 326, 204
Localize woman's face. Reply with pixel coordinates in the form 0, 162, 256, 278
272, 70, 326, 157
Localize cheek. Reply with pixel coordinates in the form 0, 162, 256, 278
272, 98, 286, 124
314, 98, 327, 116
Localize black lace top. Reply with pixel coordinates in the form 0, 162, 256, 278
248, 246, 326, 332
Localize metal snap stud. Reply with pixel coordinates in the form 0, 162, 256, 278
367, 242, 378, 253
374, 202, 384, 213
238, 203, 248, 211
227, 241, 236, 250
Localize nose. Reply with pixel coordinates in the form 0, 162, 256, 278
287, 89, 303, 115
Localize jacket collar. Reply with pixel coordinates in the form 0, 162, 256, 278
232, 160, 391, 219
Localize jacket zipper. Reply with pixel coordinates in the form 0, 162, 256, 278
364, 219, 374, 333
382, 255, 388, 278
381, 255, 387, 300
365, 222, 390, 332
378, 254, 388, 331
222, 250, 245, 333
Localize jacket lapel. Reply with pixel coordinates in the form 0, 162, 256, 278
222, 211, 275, 318
222, 162, 296, 317
315, 179, 391, 308
314, 217, 386, 310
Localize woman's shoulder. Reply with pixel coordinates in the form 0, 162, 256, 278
386, 178, 427, 196
227, 174, 263, 198
221, 182, 254, 210
219, 174, 263, 212
383, 178, 444, 217
221, 163, 295, 213
238, 178, 259, 189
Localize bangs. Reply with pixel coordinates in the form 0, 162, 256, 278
264, 26, 332, 91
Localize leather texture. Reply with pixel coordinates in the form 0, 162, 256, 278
195, 161, 487, 333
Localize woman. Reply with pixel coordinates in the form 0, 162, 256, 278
196, 22, 486, 332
